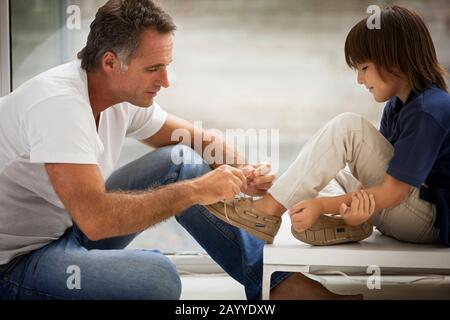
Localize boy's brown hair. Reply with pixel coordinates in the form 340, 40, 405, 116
345, 6, 448, 92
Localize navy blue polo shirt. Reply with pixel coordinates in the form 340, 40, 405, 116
380, 85, 450, 245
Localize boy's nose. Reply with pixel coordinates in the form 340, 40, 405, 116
357, 70, 365, 85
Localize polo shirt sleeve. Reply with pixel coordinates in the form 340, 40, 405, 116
126, 102, 168, 140
379, 103, 390, 138
25, 96, 99, 164
387, 111, 446, 187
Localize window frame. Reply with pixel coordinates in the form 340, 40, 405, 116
0, 0, 11, 96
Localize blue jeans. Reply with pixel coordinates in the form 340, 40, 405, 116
0, 145, 288, 300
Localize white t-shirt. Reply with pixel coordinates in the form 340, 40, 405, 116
0, 61, 167, 264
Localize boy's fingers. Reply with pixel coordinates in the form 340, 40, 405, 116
369, 194, 376, 214
356, 191, 364, 213
351, 193, 359, 213
362, 190, 370, 213
339, 203, 348, 216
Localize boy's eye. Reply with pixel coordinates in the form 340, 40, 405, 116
362, 66, 368, 71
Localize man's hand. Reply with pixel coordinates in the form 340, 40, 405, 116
340, 190, 376, 226
191, 165, 247, 205
289, 199, 324, 233
240, 163, 276, 197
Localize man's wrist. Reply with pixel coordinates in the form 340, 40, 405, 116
180, 180, 202, 206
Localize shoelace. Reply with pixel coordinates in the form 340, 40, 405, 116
223, 200, 232, 224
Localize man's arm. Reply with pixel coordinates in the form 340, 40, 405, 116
45, 163, 246, 241
140, 113, 246, 169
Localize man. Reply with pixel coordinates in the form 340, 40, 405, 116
0, 0, 360, 300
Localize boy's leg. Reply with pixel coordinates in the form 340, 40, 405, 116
379, 188, 440, 243
270, 112, 394, 218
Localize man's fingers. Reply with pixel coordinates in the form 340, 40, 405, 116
231, 175, 245, 190
252, 163, 272, 177
251, 175, 275, 186
229, 167, 247, 187
241, 165, 255, 178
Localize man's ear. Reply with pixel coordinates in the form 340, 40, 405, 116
100, 52, 119, 75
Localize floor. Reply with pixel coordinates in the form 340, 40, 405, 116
180, 274, 450, 300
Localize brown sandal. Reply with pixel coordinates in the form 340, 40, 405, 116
204, 198, 282, 244
292, 214, 373, 246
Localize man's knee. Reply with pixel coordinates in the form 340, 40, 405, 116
171, 145, 211, 181
127, 252, 182, 300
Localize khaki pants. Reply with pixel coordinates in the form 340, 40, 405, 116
270, 113, 440, 244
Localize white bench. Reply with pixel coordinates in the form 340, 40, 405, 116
262, 216, 450, 300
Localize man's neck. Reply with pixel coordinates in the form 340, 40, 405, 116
87, 71, 121, 119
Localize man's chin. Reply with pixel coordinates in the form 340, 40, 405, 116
131, 98, 154, 108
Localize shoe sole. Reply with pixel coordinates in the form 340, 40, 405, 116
205, 204, 275, 244
292, 215, 373, 246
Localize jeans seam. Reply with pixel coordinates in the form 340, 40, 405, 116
0, 277, 70, 300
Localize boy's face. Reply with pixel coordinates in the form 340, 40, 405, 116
356, 62, 401, 103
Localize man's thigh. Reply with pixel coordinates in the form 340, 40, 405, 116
0, 230, 181, 300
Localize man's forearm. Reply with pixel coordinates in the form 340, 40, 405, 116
87, 181, 197, 240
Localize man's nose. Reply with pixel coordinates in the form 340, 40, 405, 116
155, 67, 170, 89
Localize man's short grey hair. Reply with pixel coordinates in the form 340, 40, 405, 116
77, 0, 176, 72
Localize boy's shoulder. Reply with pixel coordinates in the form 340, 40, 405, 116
413, 86, 450, 127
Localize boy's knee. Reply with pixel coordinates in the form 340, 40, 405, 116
332, 112, 363, 127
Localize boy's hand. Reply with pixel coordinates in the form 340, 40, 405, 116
289, 199, 323, 233
340, 190, 376, 226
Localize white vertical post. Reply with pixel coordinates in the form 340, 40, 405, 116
0, 0, 11, 95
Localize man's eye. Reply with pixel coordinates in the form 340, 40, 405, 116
362, 66, 368, 71
146, 68, 159, 72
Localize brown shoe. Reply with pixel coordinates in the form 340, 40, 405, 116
204, 198, 282, 244
292, 214, 373, 246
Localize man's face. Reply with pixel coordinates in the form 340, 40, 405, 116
113, 29, 173, 107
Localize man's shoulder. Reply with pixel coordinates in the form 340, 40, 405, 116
13, 61, 88, 105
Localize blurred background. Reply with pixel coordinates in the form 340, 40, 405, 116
7, 0, 450, 253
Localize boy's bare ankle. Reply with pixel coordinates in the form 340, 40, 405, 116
253, 196, 286, 217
